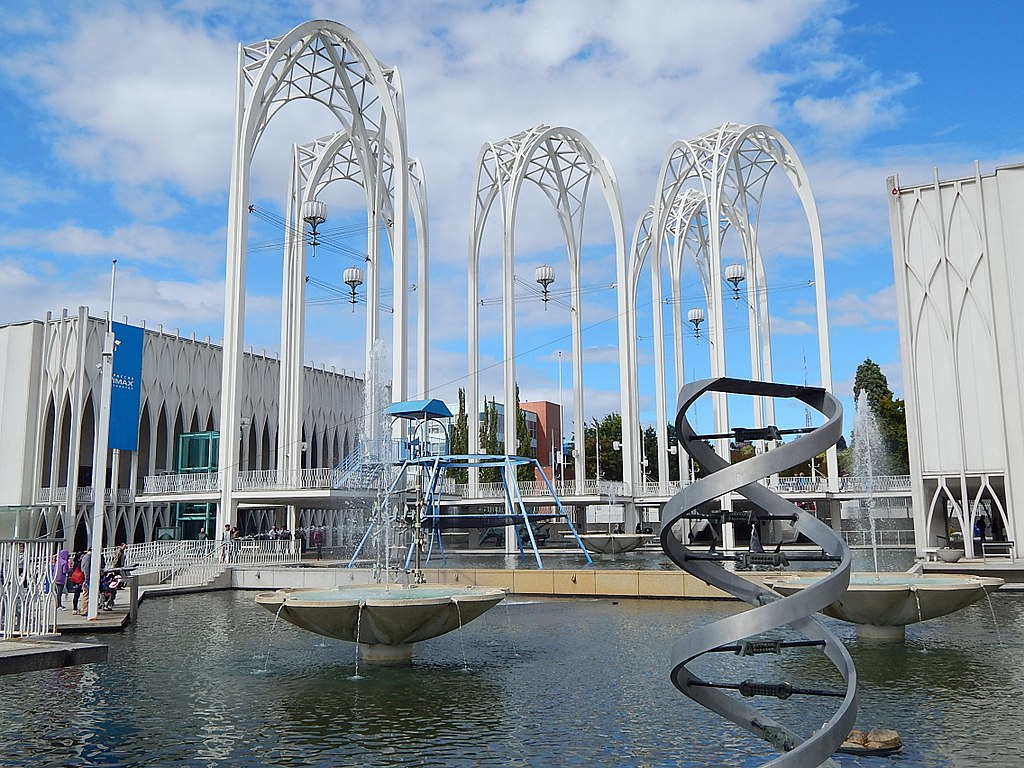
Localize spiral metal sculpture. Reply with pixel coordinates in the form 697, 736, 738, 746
662, 377, 857, 768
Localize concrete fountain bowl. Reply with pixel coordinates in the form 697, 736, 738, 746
255, 584, 506, 663
765, 572, 1004, 640
578, 533, 647, 555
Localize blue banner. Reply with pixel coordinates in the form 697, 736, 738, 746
109, 322, 144, 451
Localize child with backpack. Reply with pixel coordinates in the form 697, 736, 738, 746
68, 552, 85, 614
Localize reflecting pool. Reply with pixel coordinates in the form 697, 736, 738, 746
2, 588, 1022, 767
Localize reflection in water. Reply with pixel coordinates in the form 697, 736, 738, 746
0, 590, 1022, 766
421, 546, 917, 573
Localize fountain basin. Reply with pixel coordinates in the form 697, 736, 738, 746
578, 533, 647, 555
255, 584, 506, 662
766, 573, 1004, 640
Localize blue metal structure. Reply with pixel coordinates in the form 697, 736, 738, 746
348, 453, 592, 570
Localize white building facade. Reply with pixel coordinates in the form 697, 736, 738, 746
0, 307, 363, 547
887, 163, 1024, 557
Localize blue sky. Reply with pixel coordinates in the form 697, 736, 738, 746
1, 1, 1021, 440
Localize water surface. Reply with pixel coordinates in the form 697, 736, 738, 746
2, 589, 1020, 767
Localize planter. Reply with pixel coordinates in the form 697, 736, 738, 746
936, 547, 964, 563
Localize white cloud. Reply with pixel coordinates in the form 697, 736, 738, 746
794, 73, 920, 141
830, 285, 898, 328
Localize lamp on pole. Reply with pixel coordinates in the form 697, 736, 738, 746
343, 266, 364, 312
301, 199, 327, 249
557, 350, 564, 482
725, 262, 746, 302
87, 260, 118, 620
535, 264, 555, 308
687, 307, 705, 339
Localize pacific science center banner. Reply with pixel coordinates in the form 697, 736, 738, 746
109, 321, 144, 451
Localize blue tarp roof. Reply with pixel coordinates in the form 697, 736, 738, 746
386, 398, 453, 420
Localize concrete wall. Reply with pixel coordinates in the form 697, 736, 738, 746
888, 163, 1024, 556
230, 565, 734, 599
0, 321, 43, 506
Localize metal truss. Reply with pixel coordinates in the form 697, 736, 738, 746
663, 377, 856, 767
278, 131, 429, 476
219, 20, 412, 534
632, 123, 836, 521
466, 125, 637, 509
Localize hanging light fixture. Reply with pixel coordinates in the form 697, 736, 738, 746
725, 263, 746, 302
343, 266, 364, 313
535, 264, 555, 308
687, 307, 705, 339
301, 200, 327, 249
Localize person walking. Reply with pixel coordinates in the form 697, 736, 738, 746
50, 549, 71, 610
222, 524, 233, 563
69, 552, 85, 614
112, 542, 128, 574
79, 548, 92, 615
311, 527, 324, 561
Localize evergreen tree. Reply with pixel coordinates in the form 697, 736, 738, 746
514, 385, 533, 481
480, 397, 501, 483
853, 359, 890, 411
847, 358, 910, 475
449, 388, 469, 483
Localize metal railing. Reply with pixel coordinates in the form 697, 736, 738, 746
141, 472, 220, 495
100, 539, 300, 589
129, 470, 914, 500
842, 529, 916, 548
838, 475, 911, 493
448, 478, 630, 500
36, 487, 134, 504
1, 539, 59, 639
236, 468, 338, 491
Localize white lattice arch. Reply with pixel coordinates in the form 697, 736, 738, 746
219, 20, 411, 531
467, 125, 637, 499
278, 131, 429, 480
649, 122, 836, 492
629, 190, 722, 485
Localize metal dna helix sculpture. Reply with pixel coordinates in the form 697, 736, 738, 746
661, 378, 857, 768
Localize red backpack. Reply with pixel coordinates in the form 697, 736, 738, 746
70, 566, 85, 585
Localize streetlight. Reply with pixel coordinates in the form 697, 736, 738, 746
725, 263, 746, 302
301, 199, 327, 249
535, 264, 555, 308
687, 307, 705, 339
343, 266, 364, 313
556, 350, 564, 482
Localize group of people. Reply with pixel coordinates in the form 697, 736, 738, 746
211, 523, 328, 560
47, 542, 129, 614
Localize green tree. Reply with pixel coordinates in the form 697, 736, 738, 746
641, 424, 682, 481
449, 388, 469, 483
479, 397, 502, 483
847, 359, 910, 475
853, 359, 890, 411
514, 385, 533, 481
583, 413, 623, 481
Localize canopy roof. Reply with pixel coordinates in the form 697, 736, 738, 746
385, 399, 453, 420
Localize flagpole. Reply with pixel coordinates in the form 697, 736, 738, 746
87, 259, 117, 620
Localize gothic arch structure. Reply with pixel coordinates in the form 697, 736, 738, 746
467, 125, 637, 500
219, 20, 412, 530
278, 130, 428, 480
21, 309, 361, 547
645, 123, 837, 502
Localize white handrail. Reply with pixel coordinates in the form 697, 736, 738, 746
1, 539, 58, 639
